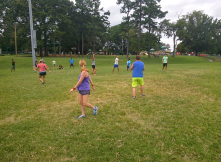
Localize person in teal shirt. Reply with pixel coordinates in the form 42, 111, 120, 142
162, 54, 168, 72
69, 58, 74, 68
127, 58, 131, 71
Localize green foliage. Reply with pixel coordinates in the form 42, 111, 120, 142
177, 11, 220, 55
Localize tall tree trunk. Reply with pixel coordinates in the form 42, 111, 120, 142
59, 37, 61, 57
82, 31, 84, 58
126, 31, 129, 59
53, 38, 56, 57
173, 35, 176, 57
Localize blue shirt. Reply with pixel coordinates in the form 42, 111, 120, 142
132, 61, 144, 78
127, 60, 131, 66
69, 59, 74, 64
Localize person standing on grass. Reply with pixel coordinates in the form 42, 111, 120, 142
130, 55, 145, 99
127, 58, 131, 71
35, 59, 51, 84
51, 59, 56, 70
162, 54, 168, 72
70, 60, 97, 119
11, 59, 15, 72
69, 58, 74, 68
112, 55, 122, 73
91, 53, 97, 75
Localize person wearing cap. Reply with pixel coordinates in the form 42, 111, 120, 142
35, 59, 51, 84
162, 54, 168, 72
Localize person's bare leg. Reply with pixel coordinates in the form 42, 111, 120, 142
165, 66, 167, 71
133, 87, 136, 98
82, 95, 95, 110
92, 68, 94, 75
79, 94, 85, 116
43, 75, 46, 83
38, 75, 43, 82
112, 68, 115, 73
94, 67, 97, 75
140, 85, 144, 95
117, 67, 119, 73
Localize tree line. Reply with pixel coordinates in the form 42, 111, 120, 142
0, 0, 221, 57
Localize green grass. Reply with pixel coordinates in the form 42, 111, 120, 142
0, 55, 221, 161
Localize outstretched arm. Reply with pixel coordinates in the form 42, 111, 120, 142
89, 75, 95, 90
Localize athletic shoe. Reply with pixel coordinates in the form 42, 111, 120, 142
140, 95, 145, 97
77, 115, 86, 119
42, 82, 44, 84
132, 96, 136, 99
93, 106, 97, 115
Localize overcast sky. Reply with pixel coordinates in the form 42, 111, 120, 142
72, 0, 221, 50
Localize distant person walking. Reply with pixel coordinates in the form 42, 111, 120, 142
35, 59, 51, 84
69, 58, 74, 68
11, 59, 15, 72
34, 58, 39, 73
112, 55, 122, 73
130, 55, 145, 99
70, 60, 97, 119
162, 54, 168, 72
92, 53, 97, 75
51, 59, 56, 70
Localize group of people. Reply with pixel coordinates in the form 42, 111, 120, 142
10, 53, 168, 119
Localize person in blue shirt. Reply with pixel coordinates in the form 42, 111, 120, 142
127, 58, 131, 71
130, 55, 145, 99
69, 58, 74, 68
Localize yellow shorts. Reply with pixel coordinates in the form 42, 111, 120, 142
132, 78, 144, 87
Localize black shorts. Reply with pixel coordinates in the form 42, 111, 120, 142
70, 64, 73, 66
92, 65, 96, 69
39, 71, 46, 76
163, 63, 167, 67
79, 90, 90, 95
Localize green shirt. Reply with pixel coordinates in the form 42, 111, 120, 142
52, 60, 56, 64
162, 56, 168, 63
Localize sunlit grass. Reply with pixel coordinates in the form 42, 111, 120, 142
0, 55, 220, 161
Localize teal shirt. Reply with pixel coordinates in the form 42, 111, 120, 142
162, 56, 168, 63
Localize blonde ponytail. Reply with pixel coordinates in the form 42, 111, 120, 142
79, 60, 89, 72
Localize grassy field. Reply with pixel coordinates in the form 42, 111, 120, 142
0, 55, 220, 161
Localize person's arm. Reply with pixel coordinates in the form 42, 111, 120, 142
89, 75, 95, 90
45, 65, 51, 73
162, 58, 164, 63
130, 63, 134, 70
70, 71, 86, 92
35, 65, 39, 70
143, 65, 145, 71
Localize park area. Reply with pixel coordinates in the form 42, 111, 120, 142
0, 55, 221, 161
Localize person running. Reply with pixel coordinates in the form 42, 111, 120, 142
162, 54, 168, 72
70, 60, 97, 119
35, 59, 51, 84
51, 59, 56, 70
127, 58, 131, 71
11, 59, 15, 72
91, 54, 97, 75
130, 55, 145, 99
69, 58, 74, 68
112, 55, 122, 73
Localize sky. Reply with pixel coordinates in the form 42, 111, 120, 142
72, 0, 221, 50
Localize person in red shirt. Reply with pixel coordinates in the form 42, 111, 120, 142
35, 59, 51, 84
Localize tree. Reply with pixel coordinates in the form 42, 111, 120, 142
131, 0, 167, 56
177, 10, 220, 55
117, 0, 133, 58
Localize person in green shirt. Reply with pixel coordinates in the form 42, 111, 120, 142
162, 54, 168, 72
51, 59, 56, 70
